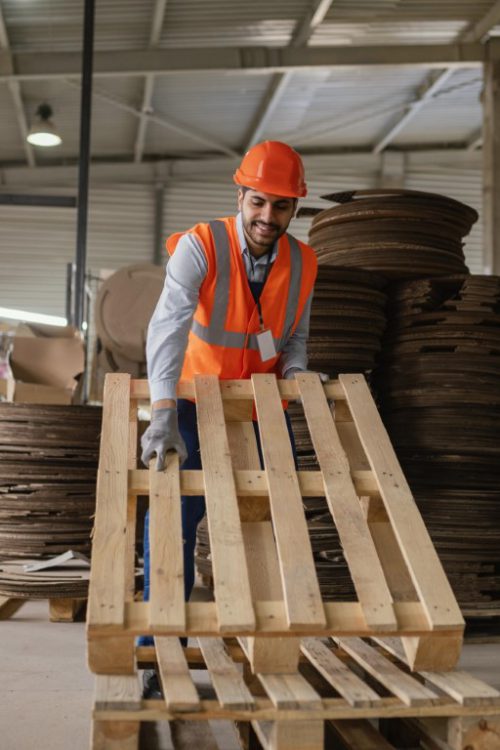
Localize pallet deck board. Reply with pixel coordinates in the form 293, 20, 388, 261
339, 373, 465, 632
195, 375, 255, 632
155, 636, 201, 712
149, 454, 185, 632
297, 373, 396, 632
251, 373, 325, 630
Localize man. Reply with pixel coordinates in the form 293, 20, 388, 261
139, 141, 324, 693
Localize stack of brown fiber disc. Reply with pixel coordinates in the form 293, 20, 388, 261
308, 189, 477, 278
0, 403, 101, 598
308, 266, 387, 375
374, 275, 500, 615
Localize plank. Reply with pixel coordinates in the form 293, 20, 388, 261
125, 398, 138, 603
334, 637, 438, 706
251, 373, 325, 630
117, 599, 434, 638
194, 375, 255, 632
258, 671, 323, 710
329, 719, 396, 749
94, 674, 142, 711
149, 453, 185, 632
301, 638, 382, 708
339, 374, 464, 632
87, 374, 130, 629
128, 468, 379, 498
198, 637, 255, 709
373, 637, 500, 707
155, 636, 201, 712
297, 373, 396, 631
131, 377, 343, 402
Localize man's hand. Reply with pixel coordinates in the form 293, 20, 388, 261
284, 367, 329, 383
140, 407, 188, 471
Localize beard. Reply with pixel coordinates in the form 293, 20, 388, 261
243, 217, 283, 250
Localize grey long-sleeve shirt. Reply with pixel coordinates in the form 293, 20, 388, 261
146, 212, 312, 403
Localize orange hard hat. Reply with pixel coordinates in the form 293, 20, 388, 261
233, 141, 307, 198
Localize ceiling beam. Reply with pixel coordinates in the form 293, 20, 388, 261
0, 147, 482, 188
292, 0, 335, 47
65, 79, 239, 157
0, 2, 35, 166
461, 0, 500, 43
372, 67, 455, 154
0, 43, 486, 82
134, 0, 169, 163
243, 1, 335, 153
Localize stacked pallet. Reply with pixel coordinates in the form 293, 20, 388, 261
308, 189, 476, 277
374, 275, 500, 616
0, 403, 101, 599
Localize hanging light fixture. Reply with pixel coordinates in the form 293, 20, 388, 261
27, 103, 62, 147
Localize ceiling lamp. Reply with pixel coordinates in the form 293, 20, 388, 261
27, 103, 62, 147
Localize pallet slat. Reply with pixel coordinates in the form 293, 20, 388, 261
301, 638, 382, 708
339, 374, 464, 633
87, 374, 131, 629
149, 454, 185, 632
297, 373, 396, 632
334, 637, 439, 707
198, 637, 256, 710
251, 374, 325, 630
195, 375, 255, 632
258, 672, 324, 710
155, 636, 201, 712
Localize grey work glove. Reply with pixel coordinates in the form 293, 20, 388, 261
284, 367, 329, 383
140, 407, 188, 471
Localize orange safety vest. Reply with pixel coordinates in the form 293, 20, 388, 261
166, 215, 317, 382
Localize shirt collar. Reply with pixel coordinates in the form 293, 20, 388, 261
236, 211, 278, 263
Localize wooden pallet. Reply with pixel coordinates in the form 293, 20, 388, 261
0, 595, 86, 622
91, 636, 500, 750
87, 372, 466, 749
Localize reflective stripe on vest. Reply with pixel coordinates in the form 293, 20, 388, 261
190, 219, 303, 352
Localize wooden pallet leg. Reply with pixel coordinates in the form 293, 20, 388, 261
448, 715, 500, 750
401, 633, 464, 672
91, 720, 139, 750
0, 596, 25, 620
242, 521, 300, 674
49, 597, 86, 622
88, 637, 136, 675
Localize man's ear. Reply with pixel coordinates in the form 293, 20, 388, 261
237, 188, 244, 211
292, 198, 298, 218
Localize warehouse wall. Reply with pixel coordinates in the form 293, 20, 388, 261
0, 152, 484, 318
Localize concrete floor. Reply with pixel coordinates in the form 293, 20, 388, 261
1, 599, 499, 750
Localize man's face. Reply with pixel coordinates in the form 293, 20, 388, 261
238, 188, 296, 256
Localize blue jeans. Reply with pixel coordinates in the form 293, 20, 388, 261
138, 398, 297, 646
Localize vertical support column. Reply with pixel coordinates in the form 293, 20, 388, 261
378, 151, 406, 189
483, 40, 500, 275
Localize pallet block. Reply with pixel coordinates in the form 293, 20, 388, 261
87, 372, 467, 749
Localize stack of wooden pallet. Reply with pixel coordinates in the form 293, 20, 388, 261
84, 372, 496, 749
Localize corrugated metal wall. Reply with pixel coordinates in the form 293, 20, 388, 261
0, 185, 155, 317
0, 156, 486, 319
406, 155, 484, 274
